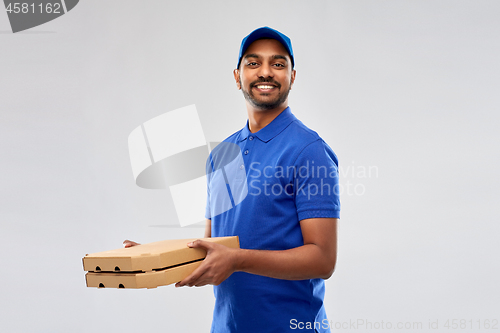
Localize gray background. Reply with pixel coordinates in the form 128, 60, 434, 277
1, 1, 499, 332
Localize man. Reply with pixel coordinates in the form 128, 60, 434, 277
126, 27, 340, 333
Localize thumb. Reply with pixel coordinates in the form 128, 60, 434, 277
187, 239, 212, 250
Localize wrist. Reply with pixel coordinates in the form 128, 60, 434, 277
231, 248, 246, 272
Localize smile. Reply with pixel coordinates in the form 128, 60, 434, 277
254, 85, 276, 90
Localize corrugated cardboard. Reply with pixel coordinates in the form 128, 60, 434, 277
83, 236, 239, 289
86, 261, 202, 289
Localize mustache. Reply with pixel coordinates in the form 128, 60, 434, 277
250, 79, 281, 88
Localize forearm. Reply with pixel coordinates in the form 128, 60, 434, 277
233, 244, 336, 280
176, 218, 338, 287
204, 219, 211, 238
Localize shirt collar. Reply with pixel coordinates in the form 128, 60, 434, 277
237, 107, 296, 143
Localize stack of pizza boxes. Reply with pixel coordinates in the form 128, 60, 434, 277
83, 236, 239, 289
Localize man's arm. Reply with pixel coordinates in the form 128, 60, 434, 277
204, 219, 211, 238
175, 217, 337, 287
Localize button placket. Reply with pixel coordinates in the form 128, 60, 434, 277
243, 134, 256, 157
242, 134, 256, 169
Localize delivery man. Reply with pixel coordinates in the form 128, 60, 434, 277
125, 27, 340, 333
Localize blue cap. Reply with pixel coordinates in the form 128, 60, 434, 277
237, 27, 294, 69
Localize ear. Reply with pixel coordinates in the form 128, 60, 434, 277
290, 69, 296, 89
233, 69, 241, 90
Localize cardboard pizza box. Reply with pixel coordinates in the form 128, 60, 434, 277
85, 261, 202, 289
83, 236, 239, 289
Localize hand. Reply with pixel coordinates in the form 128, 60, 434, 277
175, 239, 239, 287
123, 240, 141, 248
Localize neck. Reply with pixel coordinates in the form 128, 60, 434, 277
246, 103, 288, 133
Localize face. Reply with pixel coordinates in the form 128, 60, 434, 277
234, 38, 296, 111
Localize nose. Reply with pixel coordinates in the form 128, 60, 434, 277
257, 62, 273, 78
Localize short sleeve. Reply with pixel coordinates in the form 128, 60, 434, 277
293, 139, 340, 221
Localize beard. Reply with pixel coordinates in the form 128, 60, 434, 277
241, 77, 292, 110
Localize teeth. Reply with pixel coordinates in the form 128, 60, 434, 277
256, 85, 274, 89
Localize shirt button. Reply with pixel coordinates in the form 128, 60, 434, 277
249, 136, 254, 141
244, 150, 249, 155
239, 164, 244, 170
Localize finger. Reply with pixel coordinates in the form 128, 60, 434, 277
176, 264, 208, 287
178, 268, 207, 287
123, 240, 140, 248
186, 271, 209, 287
193, 280, 210, 287
188, 270, 211, 287
187, 239, 212, 250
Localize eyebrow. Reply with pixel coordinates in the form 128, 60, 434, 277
244, 54, 289, 63
271, 55, 288, 62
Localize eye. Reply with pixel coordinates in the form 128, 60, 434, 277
273, 63, 285, 68
246, 62, 259, 67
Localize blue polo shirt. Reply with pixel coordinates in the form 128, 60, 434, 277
206, 107, 340, 333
